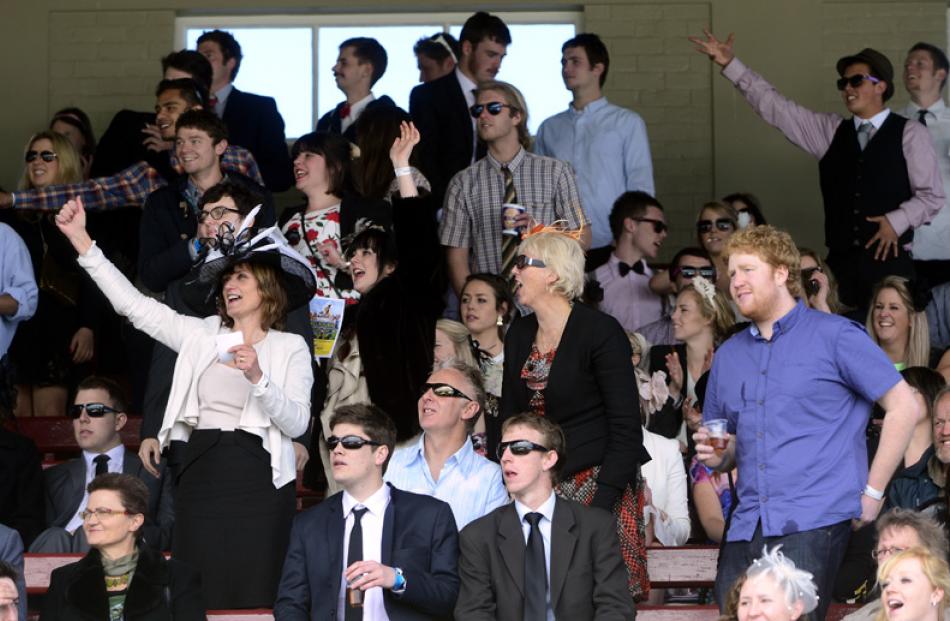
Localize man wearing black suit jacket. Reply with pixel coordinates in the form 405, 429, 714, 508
275, 404, 459, 621
198, 29, 294, 192
456, 414, 635, 620
409, 12, 511, 207
317, 37, 396, 142
30, 377, 173, 553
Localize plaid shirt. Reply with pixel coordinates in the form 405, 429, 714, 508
439, 148, 588, 275
11, 145, 263, 211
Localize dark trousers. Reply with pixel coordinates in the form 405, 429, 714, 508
826, 247, 914, 315
715, 520, 852, 621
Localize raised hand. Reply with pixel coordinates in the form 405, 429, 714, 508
55, 196, 93, 254
389, 121, 421, 168
688, 27, 735, 67
665, 351, 684, 398
141, 124, 173, 152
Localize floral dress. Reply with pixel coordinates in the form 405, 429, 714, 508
282, 204, 359, 303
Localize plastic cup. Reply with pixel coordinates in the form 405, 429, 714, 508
502, 203, 526, 236
705, 418, 728, 455
346, 574, 366, 607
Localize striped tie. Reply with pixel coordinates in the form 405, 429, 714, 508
500, 165, 520, 283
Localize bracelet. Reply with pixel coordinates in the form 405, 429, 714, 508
394, 166, 412, 177
863, 484, 884, 501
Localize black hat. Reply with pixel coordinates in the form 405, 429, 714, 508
836, 48, 894, 101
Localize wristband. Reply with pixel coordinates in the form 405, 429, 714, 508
392, 567, 406, 592
394, 166, 412, 177
863, 484, 884, 501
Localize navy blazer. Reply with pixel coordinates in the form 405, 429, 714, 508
222, 88, 294, 192
315, 95, 396, 142
274, 484, 459, 621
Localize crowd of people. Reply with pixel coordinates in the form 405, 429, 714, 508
2, 10, 950, 621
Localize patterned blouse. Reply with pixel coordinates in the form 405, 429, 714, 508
521, 346, 557, 416
282, 204, 359, 303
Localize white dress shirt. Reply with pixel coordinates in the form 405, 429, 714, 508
339, 483, 391, 620
901, 100, 950, 260
514, 491, 556, 621
342, 93, 376, 135
65, 444, 125, 533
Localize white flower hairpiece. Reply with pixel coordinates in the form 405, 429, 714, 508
635, 368, 670, 422
691, 275, 717, 305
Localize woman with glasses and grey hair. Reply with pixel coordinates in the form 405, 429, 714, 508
732, 545, 819, 621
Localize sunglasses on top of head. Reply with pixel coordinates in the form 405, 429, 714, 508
68, 403, 120, 419
326, 435, 382, 450
496, 439, 550, 460
836, 74, 880, 91
696, 218, 735, 234
469, 102, 515, 118
25, 150, 58, 163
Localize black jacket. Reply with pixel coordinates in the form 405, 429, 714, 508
0, 428, 45, 548
222, 88, 294, 192
646, 343, 688, 440
40, 544, 205, 621
316, 95, 396, 142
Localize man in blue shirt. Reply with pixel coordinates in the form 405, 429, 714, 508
0, 223, 37, 361
535, 33, 655, 269
385, 361, 508, 529
694, 225, 921, 621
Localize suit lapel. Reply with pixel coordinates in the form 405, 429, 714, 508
64, 459, 87, 524
549, 498, 577, 610
327, 495, 345, 598
497, 504, 525, 598
381, 487, 396, 567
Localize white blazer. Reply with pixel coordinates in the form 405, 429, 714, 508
78, 244, 312, 487
641, 426, 691, 546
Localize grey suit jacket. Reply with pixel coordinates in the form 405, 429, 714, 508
455, 497, 635, 620
0, 523, 27, 621
43, 451, 174, 550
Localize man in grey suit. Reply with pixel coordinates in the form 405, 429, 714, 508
455, 414, 635, 620
30, 376, 173, 553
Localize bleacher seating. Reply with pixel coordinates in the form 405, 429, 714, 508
9, 416, 143, 460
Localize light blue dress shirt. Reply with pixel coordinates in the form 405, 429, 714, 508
385, 433, 509, 529
535, 97, 655, 248
0, 223, 38, 358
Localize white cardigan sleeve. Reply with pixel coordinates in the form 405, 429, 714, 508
251, 334, 312, 439
77, 242, 206, 352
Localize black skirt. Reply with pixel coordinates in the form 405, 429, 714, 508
172, 429, 295, 609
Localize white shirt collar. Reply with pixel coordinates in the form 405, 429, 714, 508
853, 108, 890, 130
455, 67, 478, 110
342, 482, 391, 519
908, 99, 947, 114
348, 92, 375, 117
514, 490, 556, 524
82, 444, 125, 473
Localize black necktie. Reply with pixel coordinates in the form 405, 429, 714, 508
93, 454, 109, 477
345, 507, 368, 621
500, 166, 520, 284
523, 512, 547, 621
618, 260, 645, 277
918, 109, 929, 126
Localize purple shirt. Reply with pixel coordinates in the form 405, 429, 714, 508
722, 58, 944, 237
703, 301, 900, 540
593, 254, 664, 333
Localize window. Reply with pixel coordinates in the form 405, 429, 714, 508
177, 12, 579, 138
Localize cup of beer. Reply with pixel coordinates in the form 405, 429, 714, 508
705, 418, 729, 455
502, 203, 526, 236
347, 574, 366, 608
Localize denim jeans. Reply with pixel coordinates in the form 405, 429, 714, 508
715, 520, 852, 621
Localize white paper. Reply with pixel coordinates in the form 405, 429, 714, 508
215, 331, 245, 363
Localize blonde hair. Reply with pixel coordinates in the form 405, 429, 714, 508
518, 232, 585, 300
724, 225, 803, 299
435, 319, 478, 369
746, 545, 819, 614
678, 284, 736, 344
695, 201, 738, 250
474, 79, 531, 150
876, 547, 950, 620
866, 276, 930, 368
18, 131, 83, 190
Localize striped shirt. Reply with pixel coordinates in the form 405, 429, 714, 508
439, 148, 588, 275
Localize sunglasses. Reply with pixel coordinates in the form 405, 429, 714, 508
635, 217, 668, 234
696, 218, 735, 234
496, 439, 550, 460
836, 74, 880, 90
80, 508, 134, 521
514, 255, 546, 270
421, 382, 472, 401
25, 150, 58, 163
198, 205, 242, 222
68, 403, 119, 419
673, 266, 716, 280
326, 435, 382, 450
469, 101, 515, 118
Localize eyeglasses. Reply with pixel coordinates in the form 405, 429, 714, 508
514, 255, 546, 270
496, 439, 550, 460
79, 508, 133, 521
326, 435, 382, 450
469, 102, 515, 118
871, 546, 907, 560
198, 205, 242, 222
696, 218, 736, 234
836, 74, 881, 90
421, 382, 472, 401
672, 266, 716, 280
68, 403, 120, 419
25, 150, 58, 163
635, 217, 668, 234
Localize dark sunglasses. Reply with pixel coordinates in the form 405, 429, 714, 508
514, 255, 546, 270
635, 217, 668, 234
68, 403, 119, 419
326, 435, 382, 450
673, 266, 716, 280
496, 439, 550, 460
469, 101, 514, 118
836, 74, 880, 90
25, 150, 58, 163
198, 205, 242, 222
421, 382, 472, 401
696, 218, 735, 234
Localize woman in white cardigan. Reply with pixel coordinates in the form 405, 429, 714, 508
55, 197, 315, 609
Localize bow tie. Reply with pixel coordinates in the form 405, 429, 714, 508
340, 103, 351, 119
618, 261, 645, 277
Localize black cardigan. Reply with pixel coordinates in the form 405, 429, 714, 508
499, 302, 650, 510
646, 343, 688, 440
